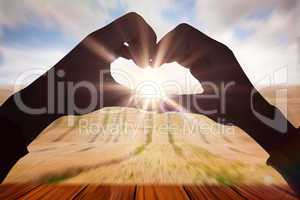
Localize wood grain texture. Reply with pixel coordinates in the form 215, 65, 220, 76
0, 183, 40, 199
0, 184, 298, 200
74, 185, 136, 200
136, 185, 190, 200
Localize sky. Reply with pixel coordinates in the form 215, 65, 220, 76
0, 0, 299, 90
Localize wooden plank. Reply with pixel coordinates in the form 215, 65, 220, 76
233, 185, 298, 200
0, 184, 298, 200
207, 185, 246, 200
274, 184, 299, 197
183, 185, 215, 200
245, 185, 297, 200
19, 184, 86, 200
74, 185, 136, 200
183, 185, 217, 200
135, 185, 190, 200
0, 183, 40, 200
232, 186, 264, 200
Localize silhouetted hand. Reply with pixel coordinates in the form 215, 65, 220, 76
1, 12, 157, 144
156, 23, 300, 194
156, 23, 297, 149
156, 23, 255, 123
0, 12, 158, 183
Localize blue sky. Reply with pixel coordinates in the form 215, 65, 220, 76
0, 0, 299, 87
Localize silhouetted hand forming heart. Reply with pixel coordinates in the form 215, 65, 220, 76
1, 13, 300, 195
155, 23, 300, 194
155, 23, 297, 151
1, 12, 157, 146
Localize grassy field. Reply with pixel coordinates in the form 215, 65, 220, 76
1, 85, 299, 186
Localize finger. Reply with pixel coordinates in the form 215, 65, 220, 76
90, 13, 157, 66
154, 23, 219, 69
127, 20, 157, 67
114, 13, 157, 67
153, 24, 190, 67
116, 45, 131, 60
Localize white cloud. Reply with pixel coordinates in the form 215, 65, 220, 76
120, 0, 176, 38
0, 0, 299, 86
0, 0, 118, 38
0, 46, 65, 85
194, 0, 299, 86
196, 0, 261, 34
195, 0, 297, 35
0, 0, 180, 39
0, 0, 178, 86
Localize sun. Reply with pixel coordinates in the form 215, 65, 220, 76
135, 82, 166, 100
134, 67, 167, 100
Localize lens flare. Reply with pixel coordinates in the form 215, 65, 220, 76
134, 67, 168, 101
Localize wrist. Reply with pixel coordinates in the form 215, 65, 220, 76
0, 113, 28, 182
226, 84, 276, 124
1, 93, 61, 145
266, 127, 300, 195
225, 84, 257, 121
227, 86, 298, 152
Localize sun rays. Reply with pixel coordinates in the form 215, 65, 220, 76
82, 26, 202, 117
82, 37, 116, 63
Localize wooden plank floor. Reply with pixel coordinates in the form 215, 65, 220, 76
0, 184, 298, 200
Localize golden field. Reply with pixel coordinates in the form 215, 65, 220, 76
1, 85, 299, 185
